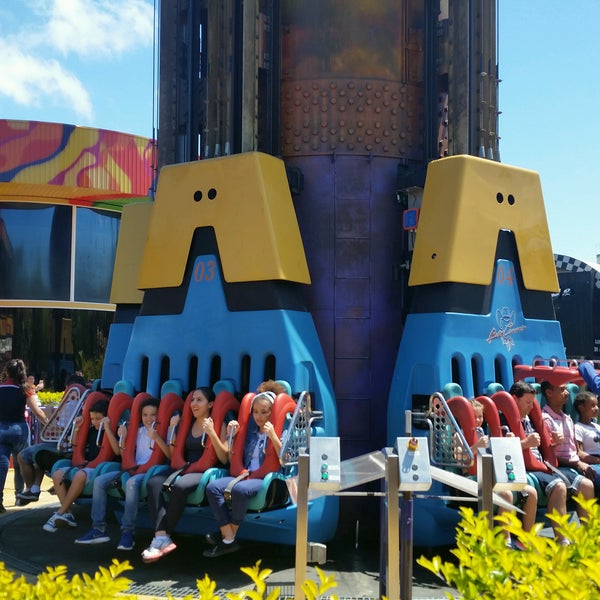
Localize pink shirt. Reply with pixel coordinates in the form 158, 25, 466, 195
542, 405, 579, 463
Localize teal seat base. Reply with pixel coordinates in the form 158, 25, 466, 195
113, 495, 337, 546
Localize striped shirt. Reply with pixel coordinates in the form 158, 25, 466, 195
542, 405, 578, 463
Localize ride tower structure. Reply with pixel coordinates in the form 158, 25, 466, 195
152, 0, 500, 540
387, 155, 567, 544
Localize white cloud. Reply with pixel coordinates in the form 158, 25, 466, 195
44, 0, 154, 58
0, 0, 154, 122
0, 38, 94, 121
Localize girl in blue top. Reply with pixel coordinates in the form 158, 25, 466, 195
203, 390, 283, 558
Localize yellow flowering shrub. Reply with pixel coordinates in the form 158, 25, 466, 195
0, 559, 341, 600
0, 559, 132, 599
37, 391, 64, 406
418, 495, 600, 599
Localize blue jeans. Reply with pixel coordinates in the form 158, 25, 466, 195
19, 441, 56, 467
91, 471, 144, 533
206, 476, 264, 527
0, 422, 28, 503
11, 425, 28, 493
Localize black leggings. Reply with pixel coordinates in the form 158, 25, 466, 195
146, 471, 204, 534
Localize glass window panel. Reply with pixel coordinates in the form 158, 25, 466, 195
74, 207, 120, 303
0, 203, 71, 300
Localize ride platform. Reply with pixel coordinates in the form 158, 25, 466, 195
0, 470, 455, 599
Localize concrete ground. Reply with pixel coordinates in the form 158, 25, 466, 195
0, 470, 457, 599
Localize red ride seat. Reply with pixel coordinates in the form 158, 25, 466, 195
120, 391, 185, 475
446, 395, 477, 475
141, 387, 240, 505
52, 390, 133, 496
513, 364, 583, 387
490, 390, 575, 508
171, 388, 240, 473
491, 390, 556, 473
107, 391, 186, 500
225, 391, 297, 511
447, 395, 503, 477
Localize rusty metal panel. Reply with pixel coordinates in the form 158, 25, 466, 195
280, 0, 425, 159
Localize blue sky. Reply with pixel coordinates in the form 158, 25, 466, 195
498, 1, 600, 265
1, 0, 598, 265
0, 0, 156, 137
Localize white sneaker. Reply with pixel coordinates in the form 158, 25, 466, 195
141, 535, 177, 563
54, 512, 77, 528
43, 512, 59, 533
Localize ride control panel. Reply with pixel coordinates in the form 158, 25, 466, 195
394, 437, 432, 491
309, 437, 341, 491
489, 437, 527, 491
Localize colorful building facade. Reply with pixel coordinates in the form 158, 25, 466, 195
0, 119, 153, 387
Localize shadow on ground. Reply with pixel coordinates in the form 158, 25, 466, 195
0, 494, 457, 599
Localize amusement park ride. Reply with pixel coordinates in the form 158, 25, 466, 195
8, 0, 600, 552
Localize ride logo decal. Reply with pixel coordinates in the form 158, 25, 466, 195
486, 306, 527, 351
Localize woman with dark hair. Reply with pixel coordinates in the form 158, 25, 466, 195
0, 359, 49, 512
141, 386, 230, 563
